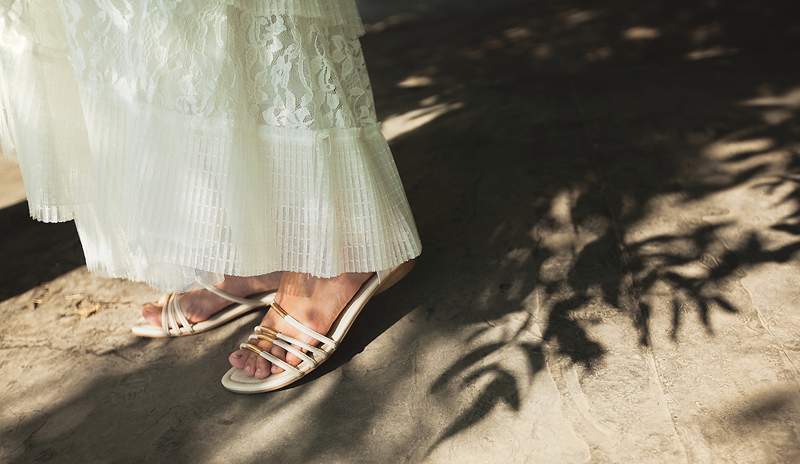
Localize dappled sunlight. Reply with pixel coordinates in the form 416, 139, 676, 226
396, 74, 434, 89
622, 26, 660, 41
685, 46, 738, 61
560, 9, 599, 29
705, 138, 774, 159
742, 86, 800, 108
363, 13, 418, 34
381, 101, 463, 141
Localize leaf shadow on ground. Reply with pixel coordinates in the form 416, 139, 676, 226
357, 0, 800, 456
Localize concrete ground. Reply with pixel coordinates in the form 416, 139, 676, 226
2, 0, 800, 462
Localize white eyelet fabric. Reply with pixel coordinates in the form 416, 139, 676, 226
0, 0, 422, 291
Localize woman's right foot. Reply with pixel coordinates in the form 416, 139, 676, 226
141, 272, 282, 328
228, 271, 374, 379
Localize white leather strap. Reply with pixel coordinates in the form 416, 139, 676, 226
195, 278, 265, 306
241, 343, 300, 374
248, 335, 317, 367
158, 279, 269, 336
270, 302, 337, 348
283, 315, 337, 348
275, 332, 327, 358
170, 296, 193, 333
160, 292, 192, 335
274, 339, 317, 366
253, 326, 326, 357
161, 293, 173, 335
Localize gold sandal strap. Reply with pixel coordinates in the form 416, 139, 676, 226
267, 302, 336, 347
270, 301, 289, 318
239, 343, 300, 373
251, 329, 325, 360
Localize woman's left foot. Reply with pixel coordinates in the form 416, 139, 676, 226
141, 273, 282, 328
228, 271, 373, 379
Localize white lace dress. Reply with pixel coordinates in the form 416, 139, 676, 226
0, 0, 422, 291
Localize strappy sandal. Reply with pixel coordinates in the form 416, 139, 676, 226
131, 278, 277, 338
221, 260, 415, 393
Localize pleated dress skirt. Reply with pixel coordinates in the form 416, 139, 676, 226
0, 0, 422, 291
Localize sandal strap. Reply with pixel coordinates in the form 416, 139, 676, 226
161, 292, 192, 335
240, 343, 300, 374
269, 302, 337, 348
161, 293, 173, 335
195, 278, 266, 307
254, 326, 327, 358
248, 334, 317, 367
157, 279, 269, 336
171, 295, 193, 333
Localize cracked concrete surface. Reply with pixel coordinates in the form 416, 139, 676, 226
2, 0, 800, 462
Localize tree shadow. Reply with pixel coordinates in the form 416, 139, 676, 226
706, 386, 800, 462
354, 0, 800, 454
0, 200, 84, 300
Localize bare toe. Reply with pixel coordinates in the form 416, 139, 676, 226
229, 348, 248, 369
270, 345, 287, 374
285, 349, 303, 367
244, 350, 258, 377
142, 303, 162, 327
254, 356, 271, 379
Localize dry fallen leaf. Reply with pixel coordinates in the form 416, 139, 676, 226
77, 302, 100, 319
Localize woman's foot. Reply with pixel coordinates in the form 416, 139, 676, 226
228, 271, 373, 379
141, 272, 282, 327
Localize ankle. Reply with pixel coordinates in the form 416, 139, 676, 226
220, 273, 279, 295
